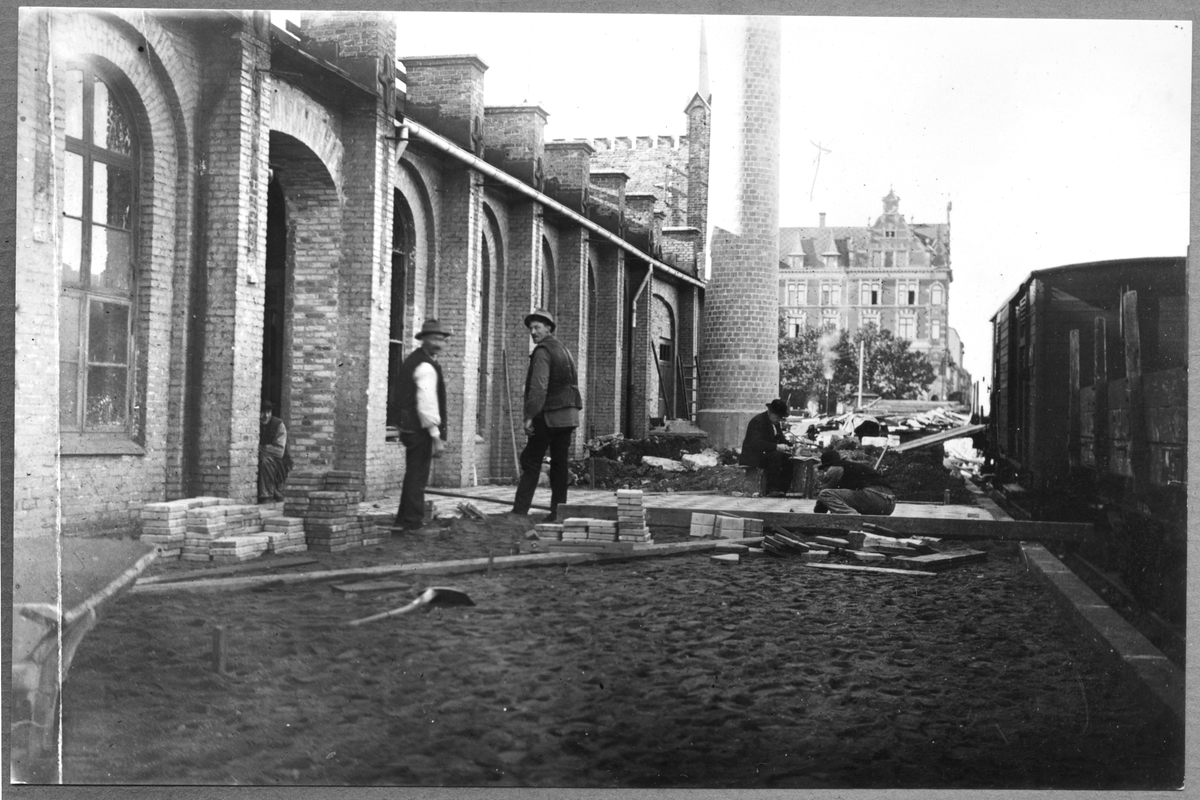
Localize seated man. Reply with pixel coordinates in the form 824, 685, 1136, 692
258, 401, 293, 503
814, 448, 896, 515
738, 399, 794, 496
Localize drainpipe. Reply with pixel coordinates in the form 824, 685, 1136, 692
398, 119, 704, 290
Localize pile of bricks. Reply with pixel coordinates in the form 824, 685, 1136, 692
262, 516, 307, 554
690, 513, 764, 539
305, 491, 364, 553
179, 500, 239, 562
616, 489, 652, 543
282, 470, 325, 518
209, 534, 270, 563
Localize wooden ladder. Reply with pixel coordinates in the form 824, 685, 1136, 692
678, 356, 699, 422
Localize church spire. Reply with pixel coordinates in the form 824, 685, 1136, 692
698, 18, 710, 103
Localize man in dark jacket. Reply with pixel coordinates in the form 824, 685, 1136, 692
394, 319, 450, 532
814, 448, 896, 515
258, 401, 292, 503
512, 309, 583, 522
738, 399, 794, 496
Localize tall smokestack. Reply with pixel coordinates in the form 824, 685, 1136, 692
819, 212, 826, 228
696, 17, 782, 448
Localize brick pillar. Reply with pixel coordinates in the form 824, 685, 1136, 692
696, 16, 781, 448
431, 167, 484, 487
555, 227, 590, 458
628, 268, 654, 438
543, 140, 594, 212
588, 247, 626, 436
686, 93, 710, 264
196, 16, 273, 499
483, 105, 548, 189
496, 201, 543, 477
401, 55, 487, 153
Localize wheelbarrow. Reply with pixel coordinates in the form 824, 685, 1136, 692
12, 537, 158, 778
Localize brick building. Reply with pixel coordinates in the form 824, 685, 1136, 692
777, 190, 971, 401
14, 9, 709, 537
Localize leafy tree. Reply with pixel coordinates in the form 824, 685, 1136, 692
831, 324, 935, 401
777, 315, 935, 407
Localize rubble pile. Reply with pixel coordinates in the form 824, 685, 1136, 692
759, 523, 987, 574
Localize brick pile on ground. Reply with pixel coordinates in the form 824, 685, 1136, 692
141, 497, 306, 564
760, 524, 986, 572
689, 512, 764, 540
261, 516, 307, 554
617, 489, 652, 543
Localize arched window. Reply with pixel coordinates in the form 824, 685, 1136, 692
60, 65, 138, 436
386, 191, 415, 437
931, 283, 945, 305
476, 232, 491, 432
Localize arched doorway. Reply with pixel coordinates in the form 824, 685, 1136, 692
652, 295, 677, 419
261, 174, 287, 412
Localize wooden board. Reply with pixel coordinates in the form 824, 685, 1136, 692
892, 550, 988, 572
330, 580, 415, 595
555, 504, 1092, 542
805, 563, 937, 577
139, 556, 318, 585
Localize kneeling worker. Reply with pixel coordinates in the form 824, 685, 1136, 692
814, 449, 896, 515
738, 399, 794, 496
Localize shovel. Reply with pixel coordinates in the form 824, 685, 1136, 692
347, 587, 475, 627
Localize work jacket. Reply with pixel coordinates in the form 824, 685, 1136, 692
524, 334, 582, 428
738, 411, 788, 468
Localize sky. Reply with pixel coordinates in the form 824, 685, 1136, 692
382, 11, 1192, 396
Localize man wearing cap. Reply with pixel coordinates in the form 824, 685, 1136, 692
813, 448, 896, 515
512, 309, 583, 522
258, 400, 293, 503
394, 319, 450, 532
738, 399, 794, 497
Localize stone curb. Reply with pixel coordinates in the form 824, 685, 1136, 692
1020, 543, 1183, 725
129, 538, 745, 595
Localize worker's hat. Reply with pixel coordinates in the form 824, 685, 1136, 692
524, 308, 556, 331
416, 319, 452, 339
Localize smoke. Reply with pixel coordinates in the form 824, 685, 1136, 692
819, 329, 840, 380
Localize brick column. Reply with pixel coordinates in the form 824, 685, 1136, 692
628, 267, 654, 439
554, 227, 590, 458
697, 17, 781, 448
588, 246, 626, 437
431, 167, 484, 487
196, 17, 272, 499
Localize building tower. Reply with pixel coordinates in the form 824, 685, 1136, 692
696, 16, 782, 447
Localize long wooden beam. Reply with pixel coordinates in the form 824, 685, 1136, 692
556, 504, 1092, 542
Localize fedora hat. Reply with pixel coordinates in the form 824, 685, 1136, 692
415, 318, 452, 339
524, 308, 556, 331
766, 399, 789, 416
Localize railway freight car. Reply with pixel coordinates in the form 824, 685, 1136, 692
987, 256, 1187, 623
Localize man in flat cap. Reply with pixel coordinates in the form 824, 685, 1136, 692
394, 319, 450, 532
813, 448, 896, 515
511, 309, 582, 522
738, 399, 794, 496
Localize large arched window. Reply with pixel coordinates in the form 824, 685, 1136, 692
60, 65, 138, 436
387, 191, 415, 438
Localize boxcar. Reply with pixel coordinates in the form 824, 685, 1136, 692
987, 256, 1187, 620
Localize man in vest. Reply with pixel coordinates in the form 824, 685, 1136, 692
394, 319, 450, 532
258, 400, 293, 503
511, 309, 583, 522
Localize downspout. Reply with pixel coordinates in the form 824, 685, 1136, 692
626, 264, 654, 436
399, 118, 704, 290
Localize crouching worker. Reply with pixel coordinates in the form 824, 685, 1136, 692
813, 448, 895, 515
738, 399, 794, 497
258, 401, 293, 503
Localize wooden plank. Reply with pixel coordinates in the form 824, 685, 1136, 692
331, 580, 415, 595
892, 550, 988, 572
138, 556, 318, 585
1091, 315, 1109, 475
805, 563, 938, 577
556, 504, 1093, 542
1123, 290, 1148, 495
1068, 329, 1081, 468
889, 424, 986, 454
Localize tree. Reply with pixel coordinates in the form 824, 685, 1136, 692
831, 324, 935, 401
777, 316, 936, 408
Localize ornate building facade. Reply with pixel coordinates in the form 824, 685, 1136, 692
777, 190, 970, 401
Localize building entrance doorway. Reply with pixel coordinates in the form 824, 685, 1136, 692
261, 175, 287, 411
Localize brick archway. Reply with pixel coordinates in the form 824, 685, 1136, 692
269, 81, 344, 195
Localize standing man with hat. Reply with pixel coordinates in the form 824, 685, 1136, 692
738, 398, 794, 496
394, 319, 451, 532
511, 308, 583, 522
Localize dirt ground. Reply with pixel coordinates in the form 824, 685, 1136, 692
47, 518, 1183, 789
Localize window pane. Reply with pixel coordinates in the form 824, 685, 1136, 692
61, 217, 82, 285
93, 80, 133, 155
65, 69, 83, 139
64, 152, 84, 217
85, 365, 127, 427
60, 291, 81, 362
87, 300, 128, 364
60, 360, 79, 427
93, 161, 132, 229
91, 226, 130, 292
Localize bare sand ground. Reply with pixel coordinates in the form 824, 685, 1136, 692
49, 521, 1181, 789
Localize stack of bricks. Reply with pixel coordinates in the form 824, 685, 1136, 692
323, 470, 364, 503
561, 518, 590, 541
305, 491, 363, 552
209, 534, 270, 563
262, 516, 307, 554
690, 512, 763, 539
181, 502, 237, 562
616, 489, 652, 543
283, 470, 325, 518
587, 518, 618, 542
138, 499, 195, 558
534, 522, 563, 541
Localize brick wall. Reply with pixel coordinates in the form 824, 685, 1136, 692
591, 135, 689, 227
401, 55, 487, 152
588, 247, 626, 437
483, 105, 547, 169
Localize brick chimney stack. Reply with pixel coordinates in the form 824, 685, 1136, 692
483, 105, 549, 189
400, 55, 488, 153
